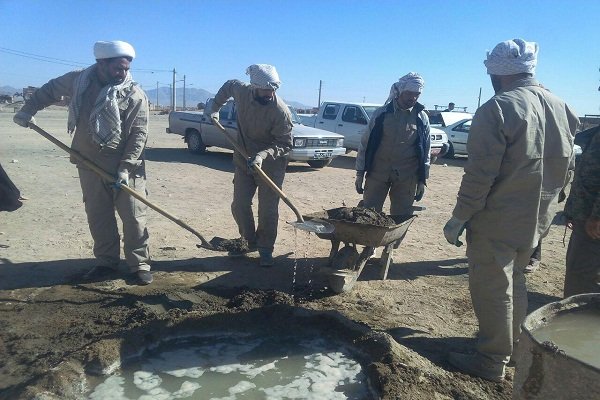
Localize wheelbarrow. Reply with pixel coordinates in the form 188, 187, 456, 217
304, 208, 416, 293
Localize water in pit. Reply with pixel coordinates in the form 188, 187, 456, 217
532, 308, 600, 368
87, 333, 371, 399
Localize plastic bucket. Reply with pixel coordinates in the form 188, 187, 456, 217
513, 293, 600, 399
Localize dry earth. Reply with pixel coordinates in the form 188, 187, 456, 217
0, 107, 571, 399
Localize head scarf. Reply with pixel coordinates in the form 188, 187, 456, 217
246, 64, 281, 90
387, 72, 424, 103
484, 39, 538, 76
93, 40, 136, 60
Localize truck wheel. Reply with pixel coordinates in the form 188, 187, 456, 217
443, 142, 455, 159
307, 159, 332, 168
187, 130, 206, 154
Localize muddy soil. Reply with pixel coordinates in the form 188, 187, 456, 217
0, 107, 573, 399
326, 207, 397, 227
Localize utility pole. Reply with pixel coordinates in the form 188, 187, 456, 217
156, 81, 159, 111
477, 87, 482, 109
183, 75, 186, 109
317, 80, 322, 108
171, 68, 176, 111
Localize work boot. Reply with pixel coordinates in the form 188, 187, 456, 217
259, 250, 274, 267
83, 265, 118, 281
131, 270, 153, 285
524, 258, 540, 273
448, 351, 505, 382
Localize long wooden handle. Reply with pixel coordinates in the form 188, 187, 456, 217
27, 123, 212, 247
211, 118, 304, 223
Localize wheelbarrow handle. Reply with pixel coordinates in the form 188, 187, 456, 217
27, 122, 214, 248
212, 118, 305, 223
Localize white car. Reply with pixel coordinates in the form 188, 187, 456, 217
429, 112, 473, 157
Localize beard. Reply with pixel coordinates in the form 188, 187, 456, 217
255, 95, 274, 105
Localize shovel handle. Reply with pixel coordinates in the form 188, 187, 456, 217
27, 123, 214, 248
211, 118, 304, 223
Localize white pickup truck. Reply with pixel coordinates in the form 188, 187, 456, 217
310, 101, 448, 157
166, 98, 346, 168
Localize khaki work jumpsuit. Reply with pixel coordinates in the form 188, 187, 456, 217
19, 67, 151, 272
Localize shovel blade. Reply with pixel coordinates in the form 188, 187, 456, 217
288, 219, 335, 234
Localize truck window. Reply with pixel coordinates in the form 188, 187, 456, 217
342, 106, 367, 125
322, 104, 339, 120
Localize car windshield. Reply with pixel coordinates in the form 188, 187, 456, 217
287, 106, 302, 124
362, 106, 379, 119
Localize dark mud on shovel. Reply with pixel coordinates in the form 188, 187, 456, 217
206, 237, 254, 252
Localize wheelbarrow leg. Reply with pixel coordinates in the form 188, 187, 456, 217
379, 244, 394, 280
328, 245, 372, 294
327, 239, 341, 267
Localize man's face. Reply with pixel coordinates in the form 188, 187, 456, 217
97, 57, 131, 85
396, 90, 420, 109
490, 75, 502, 93
254, 88, 276, 105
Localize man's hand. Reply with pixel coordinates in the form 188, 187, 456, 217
248, 154, 263, 169
584, 217, 600, 240
115, 168, 129, 188
355, 170, 365, 194
13, 111, 35, 128
210, 111, 219, 123
443, 216, 468, 247
415, 182, 426, 201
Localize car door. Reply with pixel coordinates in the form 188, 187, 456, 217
315, 103, 340, 133
450, 119, 472, 155
337, 105, 369, 150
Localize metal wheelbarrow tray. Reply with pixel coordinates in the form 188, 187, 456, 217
305, 208, 417, 293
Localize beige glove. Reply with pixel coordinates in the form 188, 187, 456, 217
13, 111, 35, 128
248, 154, 263, 169
355, 170, 365, 194
443, 216, 468, 247
115, 168, 129, 188
210, 111, 220, 123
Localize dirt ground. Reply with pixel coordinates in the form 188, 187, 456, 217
0, 107, 571, 399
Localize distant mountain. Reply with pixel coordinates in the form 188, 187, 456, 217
145, 87, 214, 109
0, 85, 20, 95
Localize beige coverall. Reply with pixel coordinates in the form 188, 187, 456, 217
452, 77, 578, 364
20, 67, 151, 272
211, 80, 293, 252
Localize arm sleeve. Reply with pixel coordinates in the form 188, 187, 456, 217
20, 71, 78, 115
211, 80, 244, 113
259, 110, 293, 160
421, 111, 432, 181
355, 108, 380, 171
119, 90, 149, 173
452, 100, 506, 221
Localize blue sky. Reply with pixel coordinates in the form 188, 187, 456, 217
1, 0, 599, 114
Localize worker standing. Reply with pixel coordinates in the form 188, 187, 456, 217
210, 64, 293, 267
13, 40, 153, 285
355, 73, 431, 216
443, 39, 579, 381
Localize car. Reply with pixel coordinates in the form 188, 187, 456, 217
429, 111, 473, 158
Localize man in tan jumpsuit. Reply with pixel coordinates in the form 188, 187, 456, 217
14, 40, 153, 285
443, 39, 578, 381
210, 64, 293, 267
355, 73, 430, 216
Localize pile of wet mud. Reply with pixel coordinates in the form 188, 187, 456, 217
326, 207, 396, 227
208, 237, 252, 252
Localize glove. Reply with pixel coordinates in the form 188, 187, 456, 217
443, 216, 468, 247
13, 111, 35, 128
415, 182, 426, 201
355, 170, 365, 194
210, 111, 219, 123
248, 154, 263, 169
114, 168, 129, 188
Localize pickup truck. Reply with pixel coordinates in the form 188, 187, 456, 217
309, 101, 448, 156
166, 98, 346, 168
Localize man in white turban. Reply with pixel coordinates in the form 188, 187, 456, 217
14, 40, 153, 285
209, 64, 293, 267
443, 39, 579, 382
355, 72, 431, 243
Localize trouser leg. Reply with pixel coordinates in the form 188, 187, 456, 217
231, 167, 258, 245
256, 167, 285, 252
388, 173, 417, 216
114, 174, 151, 272
467, 232, 532, 363
363, 175, 390, 212
564, 221, 600, 297
530, 240, 542, 260
78, 168, 120, 268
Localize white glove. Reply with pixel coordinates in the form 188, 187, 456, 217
355, 171, 365, 194
210, 111, 219, 123
13, 111, 35, 128
115, 168, 129, 188
443, 216, 468, 247
248, 154, 263, 169
415, 182, 426, 201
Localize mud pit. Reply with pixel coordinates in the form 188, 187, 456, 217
0, 108, 572, 399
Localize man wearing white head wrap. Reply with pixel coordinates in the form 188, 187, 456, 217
355, 72, 431, 231
14, 40, 153, 285
443, 39, 579, 382
210, 64, 293, 267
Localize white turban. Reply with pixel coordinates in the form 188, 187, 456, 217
388, 72, 424, 102
93, 40, 136, 60
246, 64, 281, 90
484, 39, 538, 76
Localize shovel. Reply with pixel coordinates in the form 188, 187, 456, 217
27, 122, 220, 251
211, 118, 334, 234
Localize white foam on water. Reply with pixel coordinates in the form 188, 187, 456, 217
89, 375, 127, 400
